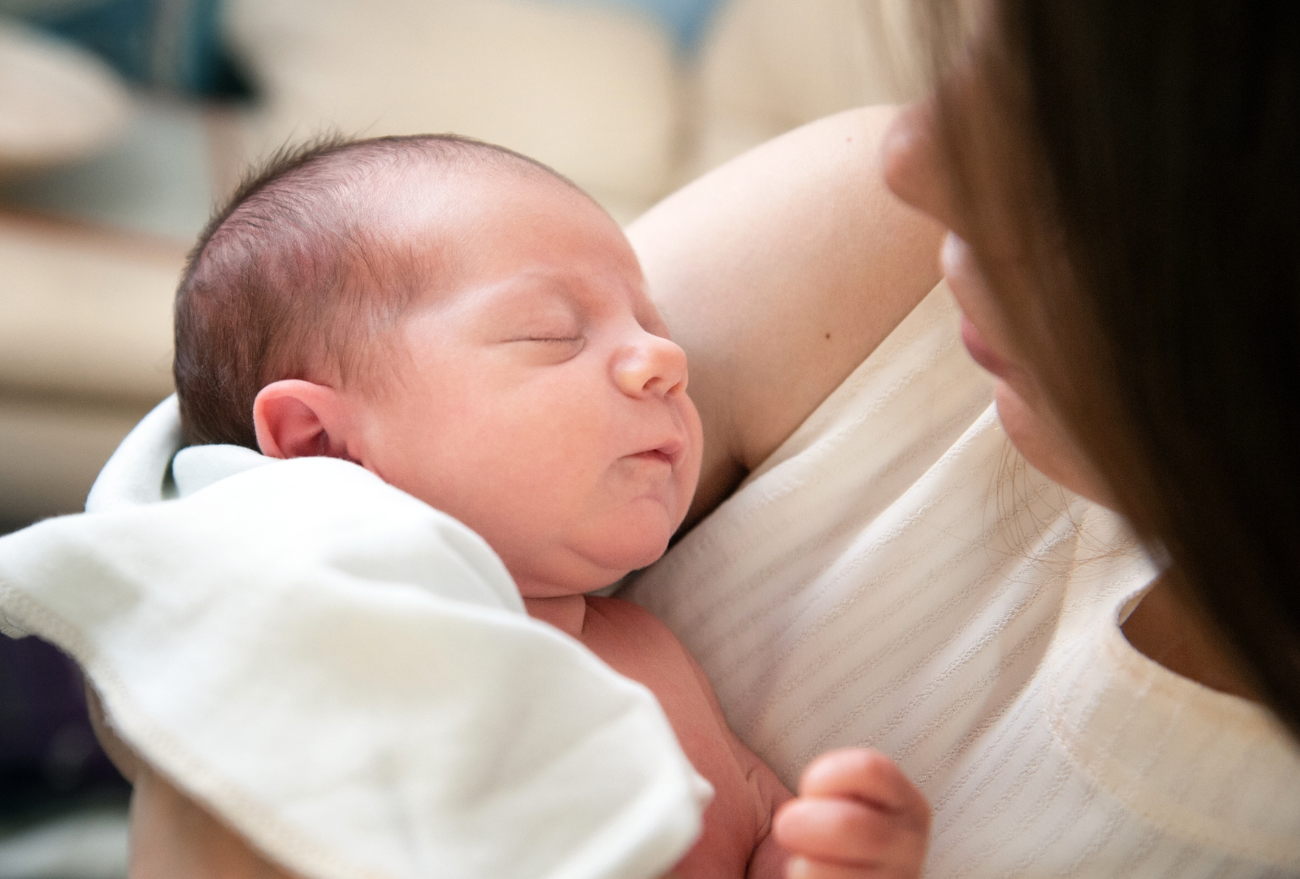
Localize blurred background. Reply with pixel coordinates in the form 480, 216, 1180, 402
0, 0, 920, 874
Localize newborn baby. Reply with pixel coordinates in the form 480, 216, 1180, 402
173, 133, 928, 879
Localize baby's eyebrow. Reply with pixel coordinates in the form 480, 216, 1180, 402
487, 269, 647, 326
471, 275, 585, 326
507, 273, 604, 315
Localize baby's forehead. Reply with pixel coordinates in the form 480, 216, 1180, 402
387, 154, 577, 213
335, 152, 644, 334
382, 163, 626, 268
362, 161, 592, 261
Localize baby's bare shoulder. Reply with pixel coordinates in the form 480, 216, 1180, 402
582, 596, 738, 727
585, 594, 671, 627
583, 595, 688, 652
580, 596, 708, 686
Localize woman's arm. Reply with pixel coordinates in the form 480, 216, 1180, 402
87, 683, 299, 879
628, 106, 943, 526
128, 768, 300, 879
91, 684, 690, 879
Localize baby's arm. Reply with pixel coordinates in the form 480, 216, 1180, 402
741, 747, 794, 879
773, 749, 930, 879
677, 650, 792, 879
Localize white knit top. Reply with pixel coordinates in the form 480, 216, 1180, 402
625, 283, 1300, 876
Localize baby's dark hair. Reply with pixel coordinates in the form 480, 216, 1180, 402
174, 133, 576, 449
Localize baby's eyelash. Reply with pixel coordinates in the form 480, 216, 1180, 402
523, 336, 582, 343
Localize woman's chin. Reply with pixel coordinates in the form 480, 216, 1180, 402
993, 381, 1114, 508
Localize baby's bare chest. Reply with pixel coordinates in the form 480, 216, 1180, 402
579, 597, 771, 876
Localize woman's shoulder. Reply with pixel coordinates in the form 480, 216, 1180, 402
628, 108, 945, 526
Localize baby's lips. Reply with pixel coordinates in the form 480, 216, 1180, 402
629, 448, 674, 467
652, 435, 687, 467
624, 434, 684, 468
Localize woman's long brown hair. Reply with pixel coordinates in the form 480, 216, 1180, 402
924, 1, 1300, 737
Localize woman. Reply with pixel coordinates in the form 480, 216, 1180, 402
626, 1, 1300, 875
110, 1, 1300, 875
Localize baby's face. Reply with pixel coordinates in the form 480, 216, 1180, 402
352, 168, 702, 598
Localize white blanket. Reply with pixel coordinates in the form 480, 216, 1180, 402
0, 398, 709, 879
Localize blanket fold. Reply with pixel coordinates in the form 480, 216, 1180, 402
0, 397, 707, 879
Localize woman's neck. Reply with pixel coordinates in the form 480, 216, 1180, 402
1122, 576, 1259, 702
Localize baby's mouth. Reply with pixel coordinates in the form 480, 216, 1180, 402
632, 449, 674, 466
630, 437, 684, 468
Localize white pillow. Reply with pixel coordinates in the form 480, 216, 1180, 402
225, 0, 680, 222
683, 0, 926, 180
0, 20, 133, 174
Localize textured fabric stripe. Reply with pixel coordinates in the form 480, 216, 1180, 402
627, 283, 1300, 876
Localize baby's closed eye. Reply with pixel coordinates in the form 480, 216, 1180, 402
497, 307, 582, 345
482, 279, 588, 354
503, 330, 586, 363
516, 334, 582, 343
500, 305, 582, 346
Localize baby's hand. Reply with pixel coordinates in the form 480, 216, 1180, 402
772, 748, 930, 879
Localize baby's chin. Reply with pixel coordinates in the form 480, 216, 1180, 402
513, 533, 673, 599
590, 525, 675, 577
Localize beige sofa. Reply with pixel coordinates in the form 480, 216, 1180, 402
0, 0, 920, 526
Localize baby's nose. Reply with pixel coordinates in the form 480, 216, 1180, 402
613, 333, 688, 398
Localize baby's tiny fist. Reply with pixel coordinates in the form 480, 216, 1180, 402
772, 749, 930, 879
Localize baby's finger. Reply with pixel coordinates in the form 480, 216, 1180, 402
773, 796, 905, 864
799, 749, 929, 827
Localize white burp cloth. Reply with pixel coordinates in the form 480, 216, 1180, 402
0, 397, 710, 879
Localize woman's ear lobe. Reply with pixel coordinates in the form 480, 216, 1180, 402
253, 380, 356, 461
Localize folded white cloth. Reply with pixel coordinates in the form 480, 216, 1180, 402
0, 397, 709, 879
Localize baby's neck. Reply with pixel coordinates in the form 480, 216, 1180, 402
522, 594, 590, 638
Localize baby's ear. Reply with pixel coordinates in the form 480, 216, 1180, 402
253, 380, 356, 461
